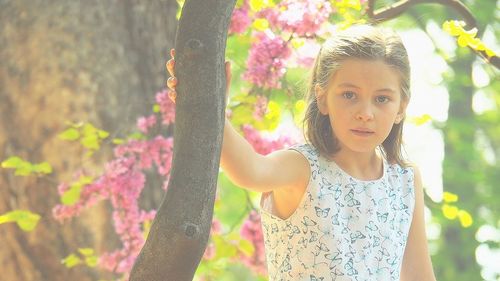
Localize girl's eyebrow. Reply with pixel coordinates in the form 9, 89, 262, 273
337, 82, 397, 94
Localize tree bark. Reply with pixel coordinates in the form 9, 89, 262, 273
0, 1, 177, 280
129, 0, 236, 280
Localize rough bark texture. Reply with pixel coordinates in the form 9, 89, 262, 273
0, 1, 177, 280
129, 0, 236, 280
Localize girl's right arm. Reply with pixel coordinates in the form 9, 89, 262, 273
166, 50, 309, 194
220, 117, 309, 193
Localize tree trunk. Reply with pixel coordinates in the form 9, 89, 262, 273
129, 0, 236, 280
0, 1, 177, 280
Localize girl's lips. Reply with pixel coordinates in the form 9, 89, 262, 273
351, 129, 375, 136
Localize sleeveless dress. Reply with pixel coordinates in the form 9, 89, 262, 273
259, 143, 415, 281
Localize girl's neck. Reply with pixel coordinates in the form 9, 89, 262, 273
327, 149, 384, 181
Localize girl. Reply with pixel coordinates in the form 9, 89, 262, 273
167, 24, 436, 281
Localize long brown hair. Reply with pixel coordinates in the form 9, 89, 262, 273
302, 24, 411, 166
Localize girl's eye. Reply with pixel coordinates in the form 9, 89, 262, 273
342, 91, 356, 99
376, 96, 390, 103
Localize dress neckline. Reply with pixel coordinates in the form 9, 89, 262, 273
324, 153, 387, 183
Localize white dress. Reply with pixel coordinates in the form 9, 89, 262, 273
259, 143, 415, 281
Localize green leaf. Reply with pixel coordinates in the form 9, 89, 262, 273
82, 123, 98, 136
61, 184, 82, 205
97, 130, 109, 139
32, 162, 53, 174
58, 128, 80, 141
212, 235, 238, 259
79, 176, 94, 185
61, 254, 82, 268
128, 132, 145, 140
16, 213, 41, 232
1, 156, 24, 168
14, 162, 33, 176
78, 248, 94, 256
238, 239, 255, 257
0, 210, 41, 232
81, 134, 99, 150
127, 132, 146, 140
112, 138, 125, 145
176, 0, 185, 20
153, 104, 161, 113
215, 172, 248, 227
230, 105, 254, 128
85, 256, 98, 267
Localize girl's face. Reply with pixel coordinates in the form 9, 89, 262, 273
315, 59, 407, 155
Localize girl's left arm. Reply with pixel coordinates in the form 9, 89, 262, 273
400, 165, 437, 281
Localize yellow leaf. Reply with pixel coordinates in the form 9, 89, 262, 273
265, 100, 281, 120
252, 18, 269, 31
291, 38, 305, 49
457, 35, 469, 47
409, 114, 431, 126
249, 0, 274, 12
294, 100, 306, 113
1, 156, 24, 168
239, 239, 255, 257
61, 254, 82, 268
485, 48, 496, 57
442, 20, 463, 36
458, 210, 473, 228
58, 128, 80, 141
78, 248, 94, 256
443, 191, 458, 203
442, 204, 458, 220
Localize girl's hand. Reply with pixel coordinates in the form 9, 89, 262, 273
166, 48, 232, 105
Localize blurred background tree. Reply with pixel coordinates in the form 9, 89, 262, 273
0, 1, 178, 280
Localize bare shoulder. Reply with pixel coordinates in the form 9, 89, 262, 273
255, 148, 311, 193
405, 162, 423, 188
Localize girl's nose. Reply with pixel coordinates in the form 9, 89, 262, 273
355, 103, 374, 121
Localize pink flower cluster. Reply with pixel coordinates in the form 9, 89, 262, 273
241, 124, 295, 155
238, 210, 267, 276
137, 115, 156, 134
156, 89, 176, 126
253, 95, 268, 121
53, 89, 177, 275
257, 0, 332, 37
229, 1, 251, 34
202, 219, 223, 260
243, 31, 292, 89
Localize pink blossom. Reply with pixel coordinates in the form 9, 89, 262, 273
243, 31, 292, 89
241, 124, 295, 155
156, 89, 176, 125
237, 210, 267, 276
52, 135, 175, 275
137, 114, 157, 134
253, 95, 269, 121
274, 0, 332, 37
229, 2, 252, 34
202, 218, 223, 260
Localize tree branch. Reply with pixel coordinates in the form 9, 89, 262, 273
366, 0, 499, 69
130, 0, 236, 280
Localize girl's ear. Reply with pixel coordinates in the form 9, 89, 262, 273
394, 114, 404, 124
395, 100, 409, 124
315, 84, 328, 115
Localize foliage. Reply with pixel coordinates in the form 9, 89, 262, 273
0, 210, 40, 232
